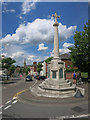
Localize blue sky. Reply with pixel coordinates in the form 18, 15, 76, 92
1, 1, 88, 66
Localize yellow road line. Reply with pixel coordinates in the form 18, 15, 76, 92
13, 89, 28, 99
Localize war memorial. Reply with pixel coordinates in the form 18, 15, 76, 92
30, 12, 85, 98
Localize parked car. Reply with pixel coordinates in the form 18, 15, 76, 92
0, 75, 10, 80
38, 76, 46, 80
26, 75, 32, 81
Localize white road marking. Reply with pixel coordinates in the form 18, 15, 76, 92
0, 105, 3, 109
12, 96, 17, 100
49, 114, 90, 120
12, 100, 17, 104
0, 112, 2, 115
5, 100, 12, 104
76, 114, 89, 118
4, 105, 12, 110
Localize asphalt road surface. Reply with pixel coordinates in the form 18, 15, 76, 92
2, 77, 35, 105
0, 78, 89, 120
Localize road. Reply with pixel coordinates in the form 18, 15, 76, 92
0, 77, 89, 119
2, 77, 35, 105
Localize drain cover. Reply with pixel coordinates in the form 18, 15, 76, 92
72, 106, 85, 113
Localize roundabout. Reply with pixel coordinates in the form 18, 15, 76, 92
16, 81, 88, 105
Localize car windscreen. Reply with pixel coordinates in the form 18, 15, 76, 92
26, 76, 31, 78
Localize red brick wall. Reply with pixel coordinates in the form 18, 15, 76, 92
33, 62, 37, 65
66, 72, 78, 80
66, 72, 73, 80
62, 59, 72, 69
34, 66, 37, 72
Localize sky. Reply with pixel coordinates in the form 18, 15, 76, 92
0, 1, 88, 66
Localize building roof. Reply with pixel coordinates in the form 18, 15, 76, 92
60, 53, 71, 60
26, 64, 37, 67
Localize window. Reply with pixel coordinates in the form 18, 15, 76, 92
52, 71, 56, 79
67, 65, 70, 68
59, 68, 63, 79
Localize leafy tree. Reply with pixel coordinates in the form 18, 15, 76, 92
19, 67, 23, 74
9, 65, 16, 76
2, 57, 16, 70
1, 57, 16, 79
25, 67, 30, 75
69, 22, 88, 72
45, 57, 53, 63
37, 63, 43, 74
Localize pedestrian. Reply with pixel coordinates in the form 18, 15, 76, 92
77, 71, 82, 84
72, 71, 77, 84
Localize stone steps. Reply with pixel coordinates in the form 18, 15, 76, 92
31, 85, 75, 98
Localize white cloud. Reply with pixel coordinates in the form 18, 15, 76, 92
1, 53, 8, 57
59, 48, 71, 54
1, 17, 76, 65
2, 3, 15, 13
63, 42, 74, 48
19, 15, 23, 20
11, 51, 24, 58
51, 48, 70, 56
21, 0, 40, 15
1, 18, 77, 45
38, 43, 48, 51
1, 44, 36, 66
51, 42, 74, 56
1, 43, 47, 66
11, 51, 35, 66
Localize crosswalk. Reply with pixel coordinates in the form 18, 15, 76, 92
0, 97, 18, 116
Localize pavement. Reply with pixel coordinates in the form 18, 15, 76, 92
0, 77, 22, 84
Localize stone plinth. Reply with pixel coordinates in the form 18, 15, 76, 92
48, 59, 65, 81
30, 79, 76, 98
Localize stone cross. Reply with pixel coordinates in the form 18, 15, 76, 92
52, 12, 60, 23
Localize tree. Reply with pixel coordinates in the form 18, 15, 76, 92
37, 63, 43, 74
9, 65, 16, 76
2, 57, 16, 76
2, 57, 16, 70
45, 57, 53, 63
25, 67, 30, 75
68, 22, 88, 72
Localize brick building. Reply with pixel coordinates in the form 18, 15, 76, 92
26, 62, 37, 75
60, 53, 72, 69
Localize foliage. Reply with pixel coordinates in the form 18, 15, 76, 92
9, 65, 16, 76
68, 22, 88, 72
1, 57, 16, 76
45, 57, 53, 63
81, 72, 88, 78
15, 67, 30, 75
2, 57, 16, 70
37, 63, 43, 73
25, 67, 30, 75
19, 68, 23, 74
